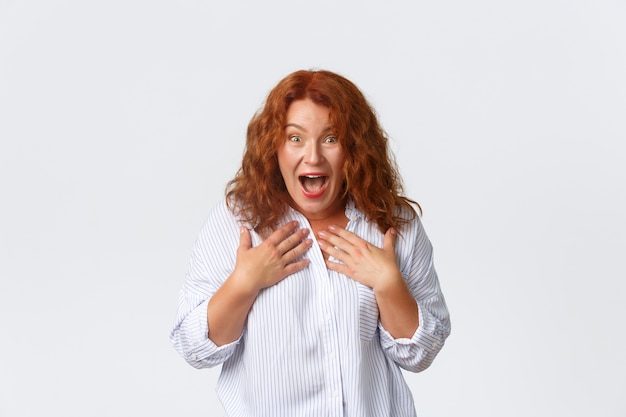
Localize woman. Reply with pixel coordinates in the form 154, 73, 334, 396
170, 69, 451, 417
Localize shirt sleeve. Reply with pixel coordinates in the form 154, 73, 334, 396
169, 201, 243, 369
378, 217, 451, 373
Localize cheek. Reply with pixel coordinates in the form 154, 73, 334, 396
330, 151, 346, 175
276, 147, 289, 171
277, 144, 298, 163
277, 151, 299, 186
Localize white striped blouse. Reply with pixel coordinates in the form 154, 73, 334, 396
170, 199, 451, 417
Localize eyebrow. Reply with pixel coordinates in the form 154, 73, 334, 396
284, 123, 334, 134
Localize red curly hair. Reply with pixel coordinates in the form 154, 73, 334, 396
226, 69, 419, 235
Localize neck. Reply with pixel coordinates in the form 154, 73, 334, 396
307, 210, 349, 233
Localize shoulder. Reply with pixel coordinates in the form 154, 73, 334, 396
395, 203, 432, 255
204, 198, 235, 224
196, 198, 242, 243
395, 201, 420, 222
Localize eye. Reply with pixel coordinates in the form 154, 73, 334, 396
289, 134, 302, 142
324, 136, 338, 144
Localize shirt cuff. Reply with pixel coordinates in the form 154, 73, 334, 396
182, 299, 242, 366
379, 300, 445, 352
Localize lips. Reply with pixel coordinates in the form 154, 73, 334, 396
299, 174, 328, 198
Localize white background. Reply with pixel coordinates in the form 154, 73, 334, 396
1, 1, 625, 416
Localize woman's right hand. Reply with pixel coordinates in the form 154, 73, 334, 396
207, 221, 312, 346
232, 221, 312, 295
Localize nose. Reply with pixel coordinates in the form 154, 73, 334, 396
304, 142, 323, 165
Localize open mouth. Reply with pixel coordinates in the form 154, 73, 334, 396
299, 175, 328, 196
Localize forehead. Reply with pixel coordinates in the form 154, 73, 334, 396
285, 99, 332, 127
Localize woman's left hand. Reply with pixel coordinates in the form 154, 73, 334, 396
319, 225, 419, 338
317, 225, 402, 290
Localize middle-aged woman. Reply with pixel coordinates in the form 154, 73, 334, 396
170, 69, 451, 417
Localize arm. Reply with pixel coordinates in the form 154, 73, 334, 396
318, 220, 450, 372
318, 226, 418, 338
170, 202, 312, 368
206, 222, 312, 346
380, 219, 451, 372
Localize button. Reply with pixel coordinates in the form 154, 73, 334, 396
190, 353, 197, 360
329, 352, 335, 360
332, 390, 339, 398
431, 341, 438, 348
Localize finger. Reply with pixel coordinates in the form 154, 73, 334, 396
319, 230, 367, 258
327, 225, 370, 249
318, 239, 346, 263
283, 258, 310, 277
317, 231, 347, 254
324, 258, 352, 278
277, 227, 310, 255
282, 237, 313, 263
266, 221, 299, 245
238, 226, 252, 252
383, 227, 397, 254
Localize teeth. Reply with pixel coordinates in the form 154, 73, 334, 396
299, 175, 326, 193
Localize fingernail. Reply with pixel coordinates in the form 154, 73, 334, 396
328, 225, 336, 231
318, 231, 327, 238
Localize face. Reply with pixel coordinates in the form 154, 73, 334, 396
277, 99, 346, 221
